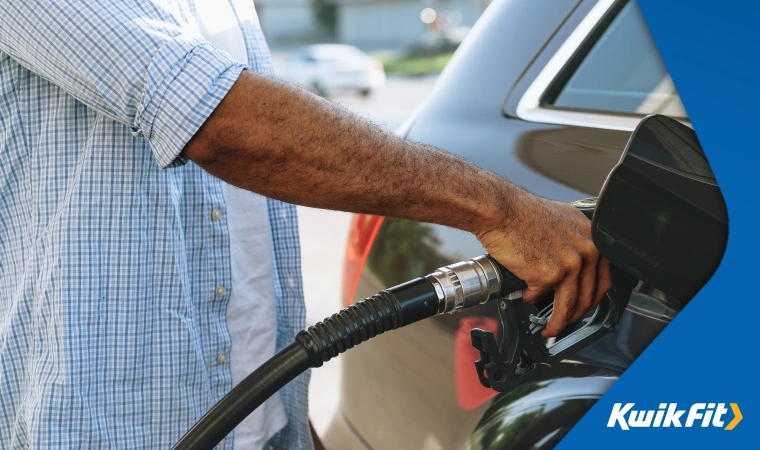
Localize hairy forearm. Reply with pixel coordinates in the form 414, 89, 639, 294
185, 69, 612, 337
184, 70, 525, 235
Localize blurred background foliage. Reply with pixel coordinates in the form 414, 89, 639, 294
310, 0, 338, 32
374, 51, 454, 76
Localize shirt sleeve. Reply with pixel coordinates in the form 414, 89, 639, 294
0, 0, 245, 168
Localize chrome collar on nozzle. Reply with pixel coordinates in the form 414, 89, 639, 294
426, 255, 504, 314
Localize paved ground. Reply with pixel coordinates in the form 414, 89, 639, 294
295, 75, 439, 435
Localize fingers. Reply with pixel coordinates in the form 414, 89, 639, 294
569, 248, 600, 325
593, 257, 613, 308
542, 277, 578, 337
541, 247, 606, 337
541, 255, 612, 337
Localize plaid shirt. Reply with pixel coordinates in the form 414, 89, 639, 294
0, 1, 310, 448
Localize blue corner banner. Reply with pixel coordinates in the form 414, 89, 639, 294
560, 1, 758, 447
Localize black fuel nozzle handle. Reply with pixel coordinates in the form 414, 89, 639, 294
469, 197, 640, 392
496, 264, 528, 297
471, 265, 637, 392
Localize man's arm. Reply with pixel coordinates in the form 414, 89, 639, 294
184, 70, 611, 337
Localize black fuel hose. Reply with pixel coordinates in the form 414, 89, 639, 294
173, 255, 523, 450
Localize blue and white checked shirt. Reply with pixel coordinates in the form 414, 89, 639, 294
0, 1, 311, 448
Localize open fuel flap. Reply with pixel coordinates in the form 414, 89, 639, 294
592, 114, 728, 302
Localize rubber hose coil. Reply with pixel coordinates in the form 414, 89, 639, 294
297, 290, 403, 367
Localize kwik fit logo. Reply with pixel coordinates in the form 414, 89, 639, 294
608, 403, 742, 430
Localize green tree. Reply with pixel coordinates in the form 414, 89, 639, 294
310, 0, 337, 31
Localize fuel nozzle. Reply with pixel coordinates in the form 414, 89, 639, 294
296, 250, 633, 394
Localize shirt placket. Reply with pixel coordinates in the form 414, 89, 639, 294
202, 174, 234, 448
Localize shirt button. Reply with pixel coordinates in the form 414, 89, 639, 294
217, 352, 227, 364
215, 285, 226, 297
211, 208, 223, 221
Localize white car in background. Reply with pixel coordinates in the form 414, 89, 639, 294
280, 44, 386, 97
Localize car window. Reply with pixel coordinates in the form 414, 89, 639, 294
549, 1, 687, 118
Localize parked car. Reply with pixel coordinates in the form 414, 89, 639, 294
279, 44, 386, 97
324, 0, 698, 449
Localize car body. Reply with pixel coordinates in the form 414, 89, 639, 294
279, 44, 386, 96
324, 0, 690, 449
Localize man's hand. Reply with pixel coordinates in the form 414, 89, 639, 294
476, 190, 612, 337
185, 69, 611, 336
